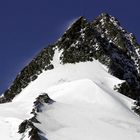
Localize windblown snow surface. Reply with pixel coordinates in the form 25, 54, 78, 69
0, 49, 140, 140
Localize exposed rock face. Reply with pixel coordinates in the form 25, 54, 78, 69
91, 13, 140, 98
18, 93, 54, 140
0, 13, 140, 102
0, 46, 55, 103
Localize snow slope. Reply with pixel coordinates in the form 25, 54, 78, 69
0, 49, 140, 140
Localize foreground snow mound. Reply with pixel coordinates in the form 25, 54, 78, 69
0, 60, 140, 140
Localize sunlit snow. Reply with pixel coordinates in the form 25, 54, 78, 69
0, 49, 140, 140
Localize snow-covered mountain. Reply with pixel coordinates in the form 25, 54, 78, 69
0, 13, 140, 140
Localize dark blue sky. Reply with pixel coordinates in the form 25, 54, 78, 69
0, 0, 140, 94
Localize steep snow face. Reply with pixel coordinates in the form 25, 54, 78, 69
36, 80, 140, 140
0, 49, 140, 139
13, 48, 121, 106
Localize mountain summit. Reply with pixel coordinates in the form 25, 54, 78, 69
0, 13, 140, 140
1, 13, 140, 102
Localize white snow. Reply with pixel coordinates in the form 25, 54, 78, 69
0, 49, 140, 140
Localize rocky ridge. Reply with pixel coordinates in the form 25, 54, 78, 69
0, 13, 140, 103
18, 93, 54, 140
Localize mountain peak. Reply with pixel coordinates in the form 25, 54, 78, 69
1, 13, 140, 140
0, 13, 140, 103
92, 12, 120, 27
66, 16, 88, 31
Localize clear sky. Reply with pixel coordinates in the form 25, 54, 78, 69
0, 0, 140, 94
